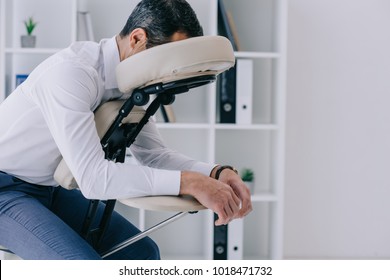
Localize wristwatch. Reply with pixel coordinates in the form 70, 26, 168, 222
215, 165, 238, 180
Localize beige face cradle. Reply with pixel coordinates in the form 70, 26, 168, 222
53, 35, 235, 258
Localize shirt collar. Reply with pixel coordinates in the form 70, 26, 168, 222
102, 36, 121, 90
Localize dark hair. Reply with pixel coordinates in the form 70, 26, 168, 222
119, 0, 203, 48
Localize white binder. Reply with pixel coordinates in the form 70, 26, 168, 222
236, 59, 253, 124
228, 218, 244, 259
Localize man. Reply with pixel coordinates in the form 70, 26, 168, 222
0, 0, 252, 259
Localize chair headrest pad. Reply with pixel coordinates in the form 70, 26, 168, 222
116, 35, 235, 94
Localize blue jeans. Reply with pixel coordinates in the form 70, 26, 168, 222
0, 171, 160, 260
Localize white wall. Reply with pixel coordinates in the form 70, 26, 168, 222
78, 0, 137, 40
285, 0, 390, 259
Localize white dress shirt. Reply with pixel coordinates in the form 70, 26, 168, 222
0, 37, 214, 199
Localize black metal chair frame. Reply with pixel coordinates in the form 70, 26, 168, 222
81, 74, 216, 258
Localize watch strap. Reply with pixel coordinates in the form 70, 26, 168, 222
215, 165, 238, 180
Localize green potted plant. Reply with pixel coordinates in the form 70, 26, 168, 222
241, 168, 255, 193
21, 16, 38, 48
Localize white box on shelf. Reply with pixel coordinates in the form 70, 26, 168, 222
236, 58, 253, 125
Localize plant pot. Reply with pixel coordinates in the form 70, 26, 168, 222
244, 181, 255, 194
21, 35, 36, 48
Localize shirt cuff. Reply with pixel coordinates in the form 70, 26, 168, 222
189, 162, 216, 177
151, 169, 181, 196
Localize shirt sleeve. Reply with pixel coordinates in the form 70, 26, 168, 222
130, 119, 215, 176
28, 61, 181, 200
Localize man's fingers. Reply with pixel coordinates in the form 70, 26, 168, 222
214, 209, 228, 226
239, 198, 253, 218
214, 190, 242, 226
231, 182, 252, 218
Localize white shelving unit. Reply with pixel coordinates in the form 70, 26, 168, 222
117, 0, 288, 260
0, 0, 77, 100
0, 0, 287, 260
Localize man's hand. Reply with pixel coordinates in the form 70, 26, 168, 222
180, 170, 252, 226
216, 168, 253, 219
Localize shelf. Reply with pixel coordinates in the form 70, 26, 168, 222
235, 51, 281, 59
156, 123, 211, 130
157, 123, 279, 131
215, 123, 279, 131
5, 48, 62, 54
251, 193, 278, 202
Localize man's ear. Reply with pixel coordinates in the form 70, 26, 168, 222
129, 28, 147, 49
